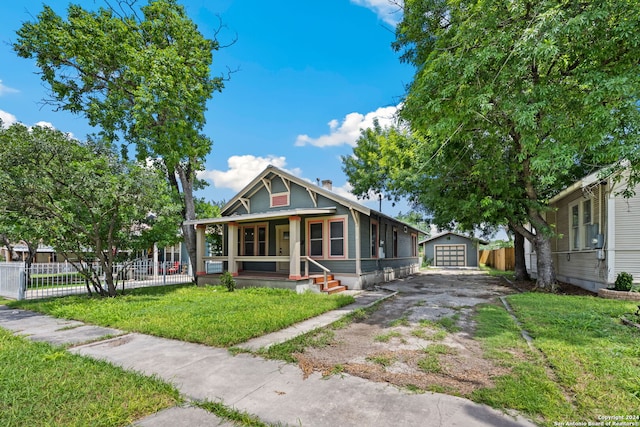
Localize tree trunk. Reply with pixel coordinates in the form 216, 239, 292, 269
512, 228, 530, 281
176, 164, 198, 282
533, 234, 556, 291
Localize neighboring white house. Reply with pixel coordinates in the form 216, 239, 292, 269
525, 168, 640, 292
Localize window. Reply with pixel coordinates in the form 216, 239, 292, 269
371, 221, 378, 258
392, 227, 398, 258
257, 226, 266, 256
243, 227, 255, 255
306, 216, 348, 259
329, 220, 345, 257
240, 224, 267, 255
411, 233, 417, 257
309, 222, 323, 257
569, 199, 595, 251
571, 204, 580, 250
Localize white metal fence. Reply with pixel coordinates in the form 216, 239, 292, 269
0, 260, 193, 300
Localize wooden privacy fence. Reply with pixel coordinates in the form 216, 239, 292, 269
479, 247, 515, 271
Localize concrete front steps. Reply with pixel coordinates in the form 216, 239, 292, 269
310, 274, 347, 295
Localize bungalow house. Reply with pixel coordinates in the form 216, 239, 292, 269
185, 165, 421, 292
524, 167, 640, 292
420, 232, 487, 268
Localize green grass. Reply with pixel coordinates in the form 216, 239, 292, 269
366, 354, 396, 367
0, 329, 180, 427
8, 284, 354, 347
195, 400, 272, 427
471, 294, 640, 425
479, 265, 515, 280
374, 331, 403, 342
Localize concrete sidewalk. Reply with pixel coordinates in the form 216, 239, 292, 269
0, 292, 536, 427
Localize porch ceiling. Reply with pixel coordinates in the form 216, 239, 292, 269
184, 207, 337, 227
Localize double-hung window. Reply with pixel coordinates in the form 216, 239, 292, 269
309, 222, 324, 257
240, 224, 267, 256
307, 217, 347, 259
329, 219, 345, 257
569, 199, 595, 251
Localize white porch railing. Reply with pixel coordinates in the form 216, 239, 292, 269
304, 256, 330, 290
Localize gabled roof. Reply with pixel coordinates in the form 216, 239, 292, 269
222, 165, 371, 216
185, 165, 422, 234
419, 231, 488, 245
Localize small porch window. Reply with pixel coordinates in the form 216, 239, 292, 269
240, 224, 267, 256
309, 222, 323, 257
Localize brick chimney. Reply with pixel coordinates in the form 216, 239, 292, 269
321, 179, 333, 191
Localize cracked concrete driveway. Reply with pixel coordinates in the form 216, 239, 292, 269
295, 269, 520, 395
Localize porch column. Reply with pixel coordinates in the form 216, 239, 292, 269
228, 222, 239, 276
196, 225, 206, 276
351, 209, 362, 276
289, 216, 302, 280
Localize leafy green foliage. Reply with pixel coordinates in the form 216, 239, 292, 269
220, 271, 236, 292
0, 123, 181, 296
344, 0, 640, 289
13, 0, 227, 275
614, 272, 634, 291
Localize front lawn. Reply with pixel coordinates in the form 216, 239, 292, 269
473, 293, 640, 425
9, 284, 355, 347
0, 329, 180, 427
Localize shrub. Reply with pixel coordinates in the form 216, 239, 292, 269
220, 271, 236, 292
614, 272, 633, 291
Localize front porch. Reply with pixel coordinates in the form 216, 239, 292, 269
197, 269, 347, 295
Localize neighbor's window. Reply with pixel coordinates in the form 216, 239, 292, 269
571, 204, 580, 250
570, 199, 594, 251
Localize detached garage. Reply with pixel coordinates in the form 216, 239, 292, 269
420, 232, 487, 268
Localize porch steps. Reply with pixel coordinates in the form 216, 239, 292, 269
310, 274, 347, 295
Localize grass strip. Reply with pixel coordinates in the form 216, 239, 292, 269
0, 328, 180, 427
195, 400, 277, 427
9, 284, 354, 347
472, 294, 640, 425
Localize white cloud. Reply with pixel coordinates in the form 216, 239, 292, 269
351, 0, 403, 26
295, 105, 399, 148
0, 110, 18, 128
0, 80, 19, 97
33, 121, 55, 129
199, 155, 303, 192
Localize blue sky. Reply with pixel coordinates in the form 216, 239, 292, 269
0, 0, 413, 216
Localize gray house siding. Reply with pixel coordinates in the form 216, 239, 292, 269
423, 233, 480, 267
197, 165, 420, 289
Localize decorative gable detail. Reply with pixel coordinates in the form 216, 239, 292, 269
271, 192, 289, 207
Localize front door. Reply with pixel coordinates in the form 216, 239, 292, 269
275, 225, 290, 273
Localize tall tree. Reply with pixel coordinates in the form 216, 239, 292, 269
14, 0, 226, 277
346, 0, 640, 289
0, 123, 181, 297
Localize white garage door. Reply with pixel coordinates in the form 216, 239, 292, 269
435, 244, 466, 267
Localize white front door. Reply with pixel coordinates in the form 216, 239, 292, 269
276, 225, 290, 273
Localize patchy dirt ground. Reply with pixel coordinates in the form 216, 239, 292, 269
294, 270, 522, 395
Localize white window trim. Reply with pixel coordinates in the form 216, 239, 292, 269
569, 198, 594, 251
